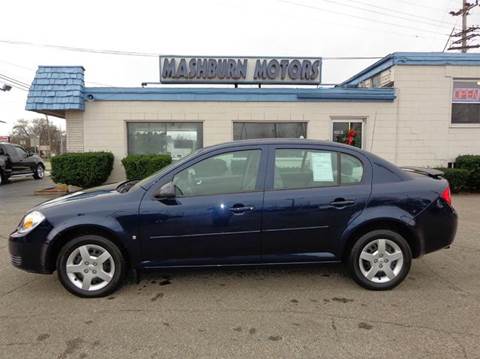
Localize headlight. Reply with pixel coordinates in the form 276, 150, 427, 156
18, 211, 45, 234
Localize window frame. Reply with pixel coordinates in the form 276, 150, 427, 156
126, 121, 204, 158
451, 79, 480, 126
232, 121, 308, 140
148, 145, 268, 199
330, 118, 366, 149
264, 144, 369, 192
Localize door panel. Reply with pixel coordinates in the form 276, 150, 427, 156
262, 185, 370, 261
261, 146, 371, 262
140, 192, 264, 266
139, 147, 267, 267
14, 146, 31, 173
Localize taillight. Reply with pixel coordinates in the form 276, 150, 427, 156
441, 186, 452, 206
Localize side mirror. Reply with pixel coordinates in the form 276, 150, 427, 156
154, 181, 176, 199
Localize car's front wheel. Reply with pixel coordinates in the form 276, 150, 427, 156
57, 235, 126, 297
33, 164, 45, 180
349, 230, 412, 290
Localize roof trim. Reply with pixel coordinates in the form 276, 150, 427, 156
84, 87, 395, 102
340, 52, 480, 87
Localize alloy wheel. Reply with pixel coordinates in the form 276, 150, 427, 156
37, 165, 44, 178
358, 238, 404, 283
65, 244, 115, 291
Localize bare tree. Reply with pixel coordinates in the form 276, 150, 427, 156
10, 118, 65, 156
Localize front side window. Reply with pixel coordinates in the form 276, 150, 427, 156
274, 149, 364, 190
173, 150, 261, 197
14, 146, 27, 159
127, 122, 203, 160
452, 80, 480, 124
233, 122, 306, 140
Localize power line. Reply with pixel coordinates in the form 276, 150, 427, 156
0, 40, 387, 60
278, 0, 452, 37
317, 0, 455, 29
385, 0, 456, 12
0, 39, 158, 57
0, 58, 113, 87
0, 81, 28, 92
0, 77, 29, 91
0, 73, 29, 88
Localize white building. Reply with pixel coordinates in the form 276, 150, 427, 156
26, 52, 480, 182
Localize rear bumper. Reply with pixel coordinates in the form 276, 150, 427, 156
415, 198, 458, 256
9, 224, 54, 274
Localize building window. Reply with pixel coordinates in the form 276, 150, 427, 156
127, 122, 203, 160
332, 120, 363, 149
233, 122, 307, 140
452, 80, 480, 124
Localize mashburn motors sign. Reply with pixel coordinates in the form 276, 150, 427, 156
159, 56, 322, 85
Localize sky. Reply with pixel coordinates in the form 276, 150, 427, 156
0, 0, 477, 136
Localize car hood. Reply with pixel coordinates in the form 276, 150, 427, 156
35, 182, 122, 210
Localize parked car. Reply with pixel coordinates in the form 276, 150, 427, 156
0, 142, 45, 185
9, 139, 457, 297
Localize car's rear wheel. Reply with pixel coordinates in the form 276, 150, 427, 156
57, 235, 126, 297
349, 230, 412, 290
0, 170, 5, 185
33, 164, 44, 180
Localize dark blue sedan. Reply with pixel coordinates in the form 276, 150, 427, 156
9, 139, 457, 297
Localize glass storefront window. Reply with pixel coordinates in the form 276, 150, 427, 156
127, 122, 203, 160
233, 122, 307, 140
332, 121, 363, 149
452, 80, 480, 124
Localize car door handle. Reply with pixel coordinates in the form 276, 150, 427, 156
229, 205, 255, 214
329, 199, 355, 208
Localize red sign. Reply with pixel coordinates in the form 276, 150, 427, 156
453, 87, 480, 102
0, 136, 10, 142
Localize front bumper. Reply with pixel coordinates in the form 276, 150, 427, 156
9, 223, 54, 274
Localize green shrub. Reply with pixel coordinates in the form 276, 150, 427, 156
121, 154, 172, 180
456, 155, 480, 191
435, 168, 470, 193
51, 152, 114, 188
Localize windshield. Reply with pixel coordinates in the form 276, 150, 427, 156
132, 149, 205, 190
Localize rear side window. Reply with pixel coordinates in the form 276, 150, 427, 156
274, 149, 338, 189
340, 153, 364, 184
273, 149, 364, 190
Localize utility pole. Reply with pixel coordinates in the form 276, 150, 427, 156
462, 0, 468, 51
449, 0, 480, 52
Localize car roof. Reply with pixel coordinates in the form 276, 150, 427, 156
0, 142, 18, 146
204, 138, 367, 153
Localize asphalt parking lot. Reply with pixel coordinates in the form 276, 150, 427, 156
1, 176, 479, 359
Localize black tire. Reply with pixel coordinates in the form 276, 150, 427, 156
348, 229, 412, 290
33, 163, 45, 180
57, 235, 126, 298
0, 170, 5, 185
